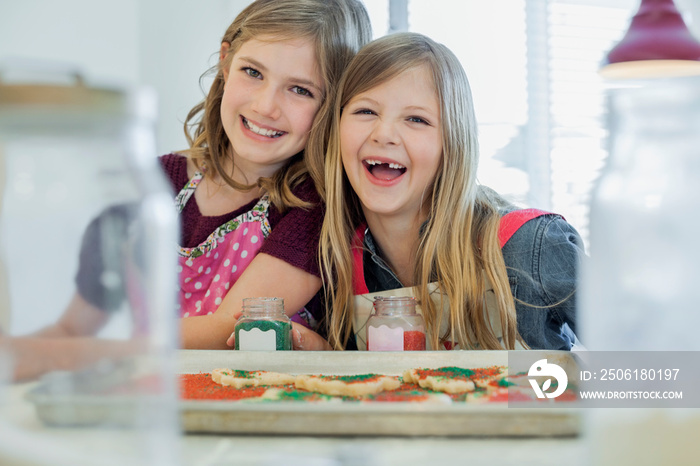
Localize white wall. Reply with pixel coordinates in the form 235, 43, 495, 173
0, 0, 141, 82
678, 0, 700, 37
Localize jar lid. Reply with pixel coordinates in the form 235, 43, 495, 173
0, 62, 156, 136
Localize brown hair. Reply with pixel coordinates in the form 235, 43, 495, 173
181, 0, 372, 211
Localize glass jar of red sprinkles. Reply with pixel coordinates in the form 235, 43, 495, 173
367, 296, 426, 351
234, 297, 292, 351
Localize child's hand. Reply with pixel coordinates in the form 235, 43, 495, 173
226, 331, 236, 348
292, 323, 332, 351
226, 313, 242, 348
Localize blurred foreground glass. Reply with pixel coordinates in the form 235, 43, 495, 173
0, 69, 180, 465
581, 76, 700, 465
582, 76, 700, 351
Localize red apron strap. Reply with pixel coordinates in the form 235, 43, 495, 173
352, 224, 370, 295
498, 208, 552, 248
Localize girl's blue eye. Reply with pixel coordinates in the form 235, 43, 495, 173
408, 116, 429, 125
291, 86, 313, 98
354, 108, 375, 115
243, 67, 261, 78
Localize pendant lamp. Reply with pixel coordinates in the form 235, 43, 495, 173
600, 0, 700, 79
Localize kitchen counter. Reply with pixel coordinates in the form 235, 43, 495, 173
0, 350, 589, 466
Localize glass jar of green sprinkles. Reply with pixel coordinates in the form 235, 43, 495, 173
234, 297, 292, 351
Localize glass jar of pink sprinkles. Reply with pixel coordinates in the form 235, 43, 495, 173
366, 296, 426, 351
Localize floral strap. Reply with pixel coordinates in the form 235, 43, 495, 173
175, 171, 203, 213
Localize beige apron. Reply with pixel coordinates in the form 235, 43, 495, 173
352, 274, 525, 350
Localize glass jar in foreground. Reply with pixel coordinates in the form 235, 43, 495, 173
367, 296, 426, 351
0, 69, 179, 465
582, 76, 700, 351
234, 297, 292, 350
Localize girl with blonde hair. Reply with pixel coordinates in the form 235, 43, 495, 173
320, 32, 585, 351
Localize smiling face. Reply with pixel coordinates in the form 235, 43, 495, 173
220, 35, 324, 181
340, 64, 442, 222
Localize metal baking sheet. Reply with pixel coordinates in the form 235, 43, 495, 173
25, 350, 581, 437
178, 350, 581, 437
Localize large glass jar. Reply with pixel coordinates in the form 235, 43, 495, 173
581, 76, 700, 466
367, 296, 426, 351
0, 70, 179, 465
235, 297, 292, 351
582, 76, 700, 351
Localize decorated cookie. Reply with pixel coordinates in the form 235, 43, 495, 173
259, 387, 341, 403
364, 383, 453, 403
295, 373, 401, 397
211, 368, 296, 388
402, 366, 506, 394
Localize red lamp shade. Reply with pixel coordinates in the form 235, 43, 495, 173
600, 0, 700, 78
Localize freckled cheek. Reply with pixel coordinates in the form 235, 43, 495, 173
340, 140, 360, 185
340, 138, 361, 175
340, 142, 351, 170
221, 76, 247, 105
412, 139, 442, 168
219, 99, 237, 136
339, 121, 363, 157
291, 103, 321, 136
219, 89, 243, 128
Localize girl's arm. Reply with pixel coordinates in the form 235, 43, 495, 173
507, 215, 586, 350
178, 252, 322, 349
32, 292, 111, 338
537, 217, 586, 338
1, 336, 142, 382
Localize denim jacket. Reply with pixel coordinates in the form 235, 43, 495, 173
360, 213, 586, 351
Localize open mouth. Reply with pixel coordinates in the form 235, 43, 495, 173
363, 159, 407, 181
242, 117, 285, 138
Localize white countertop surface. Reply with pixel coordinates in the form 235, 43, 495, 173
3, 353, 699, 466
1, 377, 587, 466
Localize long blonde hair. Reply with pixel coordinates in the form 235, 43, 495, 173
182, 0, 371, 211
321, 32, 525, 350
